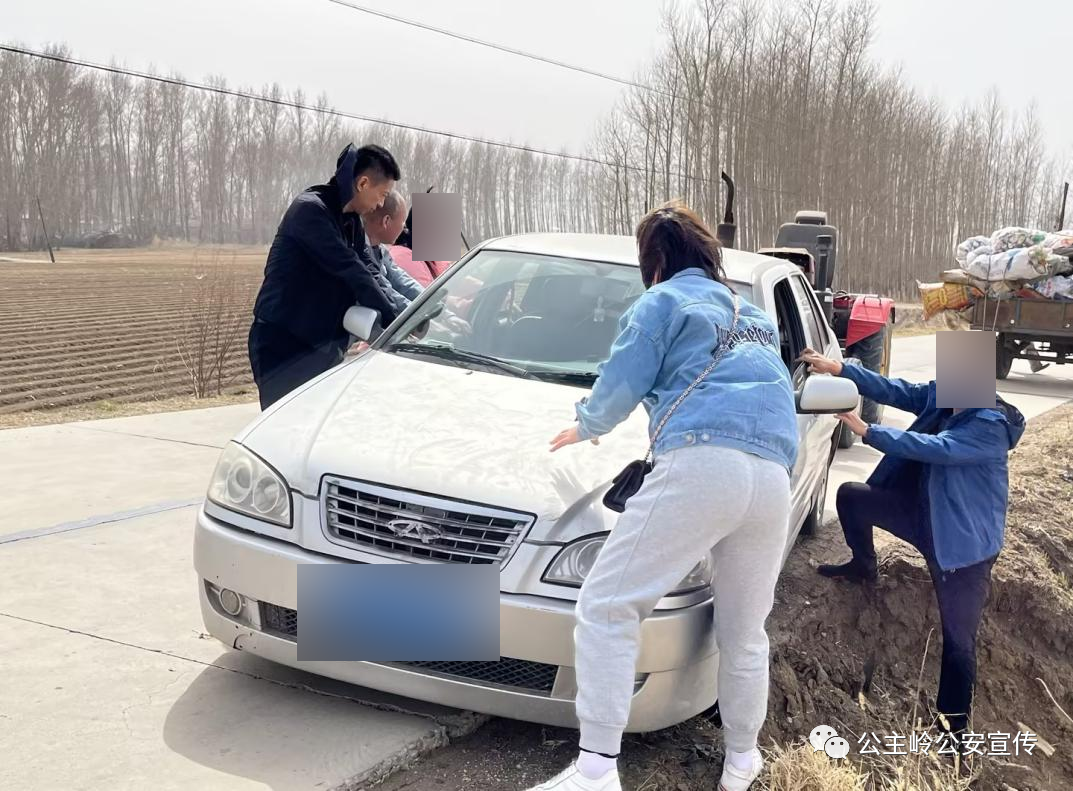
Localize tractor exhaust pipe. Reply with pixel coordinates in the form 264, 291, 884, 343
716, 171, 737, 249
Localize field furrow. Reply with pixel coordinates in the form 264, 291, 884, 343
1, 248, 268, 414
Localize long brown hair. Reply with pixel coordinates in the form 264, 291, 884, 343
635, 199, 728, 288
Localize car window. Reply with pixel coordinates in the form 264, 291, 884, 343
729, 283, 753, 305
789, 275, 829, 350
773, 278, 808, 383
387, 251, 645, 375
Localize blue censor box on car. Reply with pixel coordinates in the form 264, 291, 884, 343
297, 564, 500, 661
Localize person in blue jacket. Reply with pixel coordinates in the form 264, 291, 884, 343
799, 345, 1025, 739
249, 143, 402, 409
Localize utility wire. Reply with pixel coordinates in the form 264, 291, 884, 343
1, 42, 769, 190
325, 0, 789, 131
327, 0, 657, 95
0, 43, 802, 197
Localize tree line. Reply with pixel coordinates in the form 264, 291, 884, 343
0, 44, 609, 253
590, 0, 1069, 298
1, 0, 1068, 299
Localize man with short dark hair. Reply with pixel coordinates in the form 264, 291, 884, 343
249, 143, 402, 409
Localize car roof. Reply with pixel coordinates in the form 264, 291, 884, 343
480, 232, 787, 286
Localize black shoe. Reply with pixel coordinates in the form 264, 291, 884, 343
817, 559, 878, 583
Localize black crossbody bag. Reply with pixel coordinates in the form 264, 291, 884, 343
602, 295, 740, 513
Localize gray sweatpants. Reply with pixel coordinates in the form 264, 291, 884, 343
575, 444, 792, 755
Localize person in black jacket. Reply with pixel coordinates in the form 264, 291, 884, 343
249, 143, 402, 409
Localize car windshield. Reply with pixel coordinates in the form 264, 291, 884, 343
382, 249, 752, 384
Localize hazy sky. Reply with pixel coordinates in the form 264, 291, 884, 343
6, 0, 1071, 176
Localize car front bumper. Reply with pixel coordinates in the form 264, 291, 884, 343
194, 507, 720, 731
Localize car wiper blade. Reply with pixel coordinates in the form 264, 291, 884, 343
529, 370, 599, 386
386, 342, 535, 379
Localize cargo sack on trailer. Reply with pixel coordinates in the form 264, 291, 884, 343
918, 280, 982, 319
1030, 274, 1073, 301
963, 245, 1072, 283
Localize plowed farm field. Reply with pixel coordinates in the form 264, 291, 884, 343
0, 246, 267, 415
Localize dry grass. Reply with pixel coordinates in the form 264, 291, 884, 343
760, 742, 973, 791
0, 389, 257, 430
762, 745, 865, 790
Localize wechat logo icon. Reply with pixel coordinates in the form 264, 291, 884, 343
809, 724, 850, 759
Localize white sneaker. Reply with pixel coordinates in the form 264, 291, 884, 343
718, 748, 763, 791
526, 762, 622, 791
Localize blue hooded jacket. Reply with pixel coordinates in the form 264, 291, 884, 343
839, 364, 1025, 571
575, 268, 799, 472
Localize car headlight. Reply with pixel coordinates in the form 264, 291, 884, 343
542, 535, 712, 594
207, 443, 291, 527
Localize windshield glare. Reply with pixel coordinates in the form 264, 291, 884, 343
386, 249, 751, 379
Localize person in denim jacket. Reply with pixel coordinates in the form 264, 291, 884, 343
532, 201, 799, 791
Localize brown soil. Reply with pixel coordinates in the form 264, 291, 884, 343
0, 246, 265, 415
763, 402, 1073, 790
373, 404, 1073, 791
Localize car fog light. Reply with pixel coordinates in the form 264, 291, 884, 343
218, 588, 243, 616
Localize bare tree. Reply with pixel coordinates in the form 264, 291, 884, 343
0, 13, 1066, 304
175, 255, 250, 398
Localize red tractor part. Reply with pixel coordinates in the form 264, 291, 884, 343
841, 294, 896, 348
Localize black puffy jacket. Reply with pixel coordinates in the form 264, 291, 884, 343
252, 145, 400, 352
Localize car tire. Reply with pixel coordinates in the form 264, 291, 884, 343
836, 357, 864, 449
836, 419, 856, 449
700, 700, 722, 728
848, 322, 892, 425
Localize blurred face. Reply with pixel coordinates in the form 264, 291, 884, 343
351, 174, 395, 215
935, 330, 996, 409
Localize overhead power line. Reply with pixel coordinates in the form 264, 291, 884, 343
1, 42, 769, 190
0, 43, 804, 200
327, 0, 655, 94
325, 0, 789, 131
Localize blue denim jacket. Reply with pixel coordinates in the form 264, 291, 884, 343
576, 268, 798, 471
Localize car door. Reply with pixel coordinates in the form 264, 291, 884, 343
788, 274, 840, 518
771, 276, 816, 539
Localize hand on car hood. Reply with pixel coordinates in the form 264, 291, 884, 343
240, 350, 647, 534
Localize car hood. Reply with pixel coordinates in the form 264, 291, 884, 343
240, 350, 648, 538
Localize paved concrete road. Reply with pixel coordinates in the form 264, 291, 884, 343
0, 404, 476, 791
825, 334, 1073, 520
2, 334, 1069, 791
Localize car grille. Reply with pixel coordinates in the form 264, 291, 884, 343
388, 659, 559, 693
322, 478, 531, 566
261, 602, 298, 638
257, 602, 558, 693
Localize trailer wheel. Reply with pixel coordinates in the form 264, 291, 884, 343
848, 321, 893, 425
996, 333, 1014, 379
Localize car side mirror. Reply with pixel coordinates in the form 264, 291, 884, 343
797, 375, 859, 414
343, 305, 381, 342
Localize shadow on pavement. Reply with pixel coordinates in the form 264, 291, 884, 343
162, 650, 435, 791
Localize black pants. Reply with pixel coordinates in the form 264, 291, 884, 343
248, 321, 343, 410
836, 481, 995, 733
